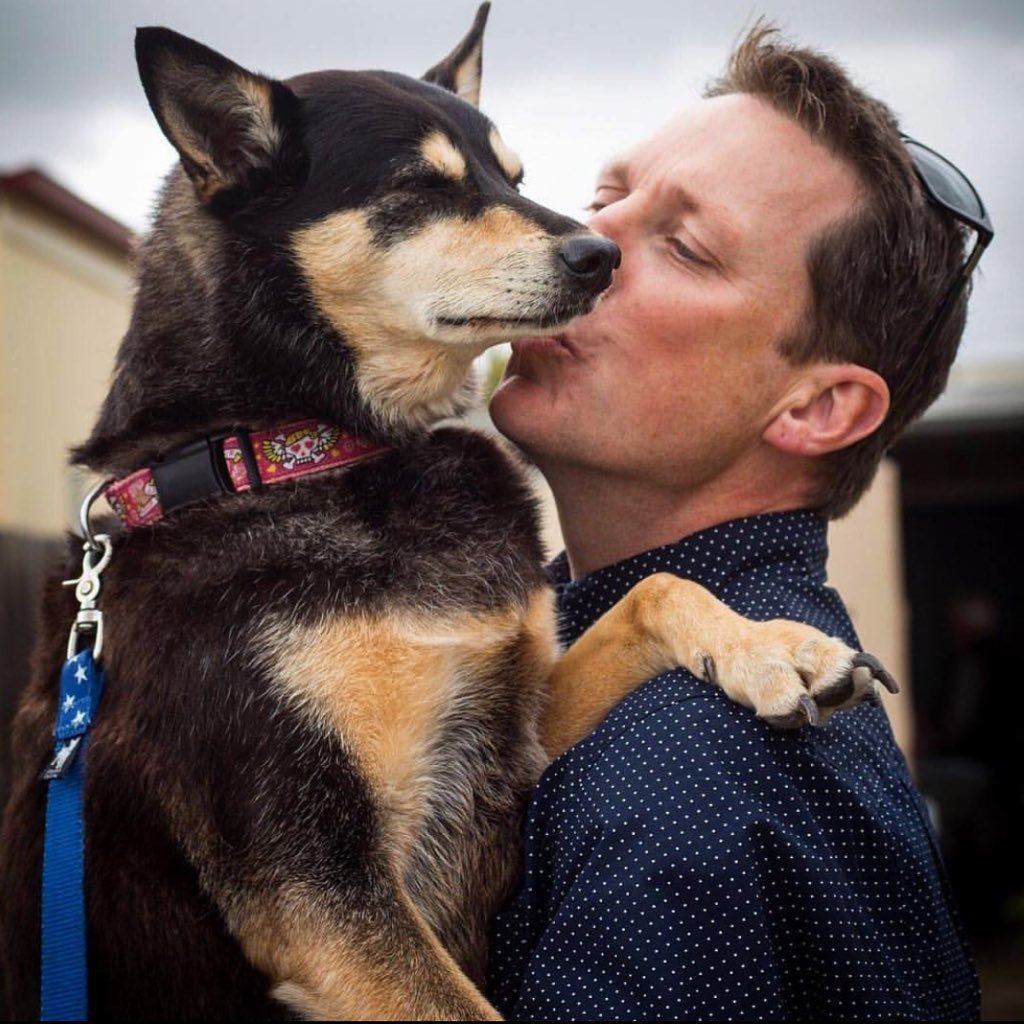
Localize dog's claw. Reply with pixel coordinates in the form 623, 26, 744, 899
702, 654, 718, 687
712, 627, 897, 728
817, 674, 855, 707
852, 652, 899, 694
799, 694, 819, 727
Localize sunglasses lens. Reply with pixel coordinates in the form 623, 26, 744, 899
905, 141, 985, 223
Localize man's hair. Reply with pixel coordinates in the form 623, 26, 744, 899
706, 21, 972, 518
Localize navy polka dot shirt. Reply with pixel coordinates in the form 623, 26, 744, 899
487, 510, 980, 1021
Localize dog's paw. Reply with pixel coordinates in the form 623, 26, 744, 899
700, 620, 899, 728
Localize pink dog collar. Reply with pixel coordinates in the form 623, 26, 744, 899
105, 421, 386, 529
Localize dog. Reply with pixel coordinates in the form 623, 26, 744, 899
0, 6, 893, 1018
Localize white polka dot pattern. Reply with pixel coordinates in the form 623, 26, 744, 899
487, 510, 979, 1021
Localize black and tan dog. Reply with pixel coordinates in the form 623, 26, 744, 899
0, 7, 893, 1019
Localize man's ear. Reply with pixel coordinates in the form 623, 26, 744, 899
762, 364, 890, 458
135, 27, 304, 208
421, 3, 490, 108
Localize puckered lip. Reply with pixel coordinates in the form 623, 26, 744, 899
509, 334, 575, 357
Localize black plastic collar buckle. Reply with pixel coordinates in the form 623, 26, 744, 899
150, 431, 238, 514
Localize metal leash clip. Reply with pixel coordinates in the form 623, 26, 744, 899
40, 483, 115, 1017
62, 479, 114, 662
41, 735, 83, 782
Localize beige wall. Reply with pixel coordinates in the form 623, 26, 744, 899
828, 460, 912, 758
0, 196, 132, 536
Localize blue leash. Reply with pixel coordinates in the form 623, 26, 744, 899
39, 514, 113, 1023
40, 649, 105, 1022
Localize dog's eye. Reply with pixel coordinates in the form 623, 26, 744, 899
417, 170, 454, 190
390, 165, 457, 193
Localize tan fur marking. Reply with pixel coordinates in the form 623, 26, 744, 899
233, 73, 283, 156
158, 97, 220, 198
292, 205, 558, 428
451, 41, 483, 107
270, 605, 535, 875
518, 586, 559, 693
290, 209, 473, 428
421, 130, 467, 180
487, 128, 523, 183
542, 573, 778, 755
236, 887, 501, 1020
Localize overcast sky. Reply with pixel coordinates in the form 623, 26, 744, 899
1, 0, 1020, 364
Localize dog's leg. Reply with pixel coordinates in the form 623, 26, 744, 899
225, 882, 501, 1021
540, 572, 895, 757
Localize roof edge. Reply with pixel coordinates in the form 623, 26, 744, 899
0, 167, 134, 255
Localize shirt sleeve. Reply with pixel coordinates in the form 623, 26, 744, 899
499, 696, 792, 1022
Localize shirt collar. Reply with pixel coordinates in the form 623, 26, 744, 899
549, 509, 829, 646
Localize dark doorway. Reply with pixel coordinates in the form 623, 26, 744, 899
893, 416, 1024, 1020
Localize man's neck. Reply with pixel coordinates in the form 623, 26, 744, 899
547, 460, 814, 579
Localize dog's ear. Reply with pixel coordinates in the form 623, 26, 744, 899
422, 2, 489, 108
135, 27, 304, 208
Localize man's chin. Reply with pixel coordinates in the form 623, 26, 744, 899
488, 371, 544, 444
488, 373, 523, 430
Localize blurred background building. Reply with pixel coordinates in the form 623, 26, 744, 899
0, 167, 132, 811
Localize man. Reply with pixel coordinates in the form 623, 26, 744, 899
485, 22, 985, 1021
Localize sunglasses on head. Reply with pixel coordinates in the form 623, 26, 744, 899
900, 135, 994, 360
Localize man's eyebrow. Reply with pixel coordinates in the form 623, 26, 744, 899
669, 182, 739, 259
593, 161, 737, 265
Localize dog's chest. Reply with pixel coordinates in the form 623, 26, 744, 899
267, 592, 554, 964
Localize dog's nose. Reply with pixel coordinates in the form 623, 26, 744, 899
558, 235, 621, 289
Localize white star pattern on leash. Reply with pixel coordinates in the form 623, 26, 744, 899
74, 664, 88, 684
71, 710, 87, 728
62, 695, 76, 712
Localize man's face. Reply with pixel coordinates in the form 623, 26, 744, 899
489, 93, 863, 493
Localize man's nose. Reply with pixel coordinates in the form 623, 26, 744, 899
557, 235, 622, 290
585, 203, 629, 254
